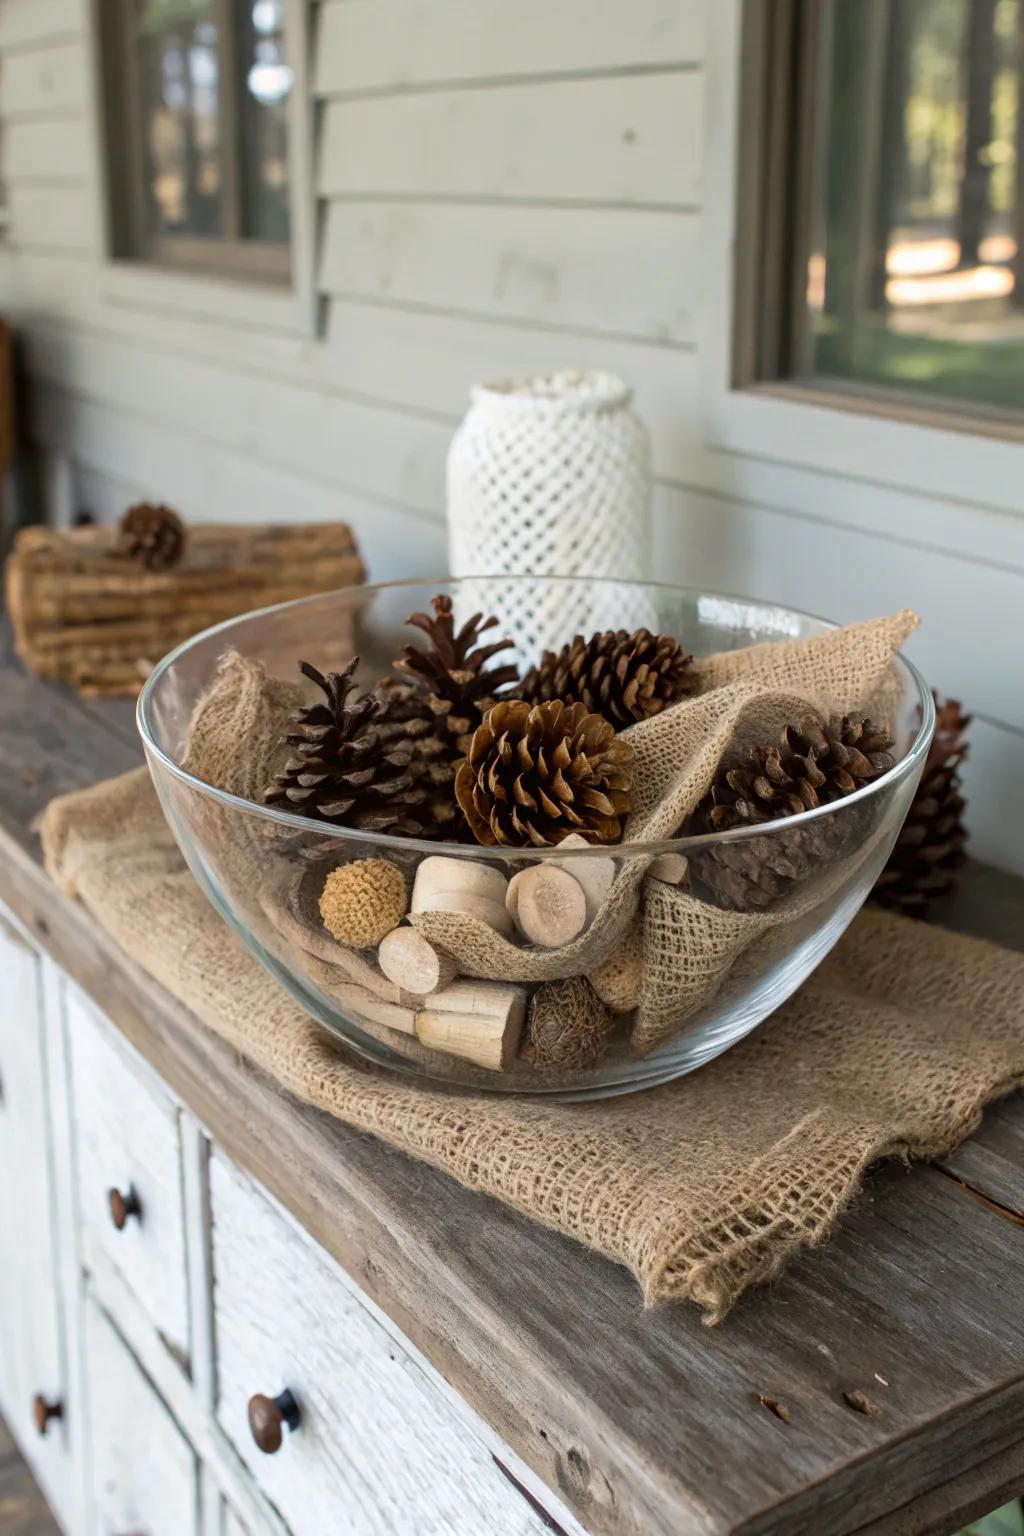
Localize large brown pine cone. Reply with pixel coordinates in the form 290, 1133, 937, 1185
689, 715, 895, 912
114, 502, 186, 569
393, 594, 519, 759
264, 659, 432, 835
871, 695, 968, 916
455, 699, 635, 847
520, 628, 697, 727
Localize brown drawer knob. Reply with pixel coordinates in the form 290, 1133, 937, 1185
247, 1389, 300, 1454
107, 1186, 142, 1231
32, 1394, 63, 1437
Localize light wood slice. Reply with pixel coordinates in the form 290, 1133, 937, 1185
506, 866, 587, 948
378, 928, 458, 996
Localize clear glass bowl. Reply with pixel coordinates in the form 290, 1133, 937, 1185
137, 578, 933, 1099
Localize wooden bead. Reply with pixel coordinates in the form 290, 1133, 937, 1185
554, 833, 616, 924
506, 865, 587, 948
378, 928, 458, 997
411, 856, 513, 937
415, 981, 526, 1072
319, 859, 407, 949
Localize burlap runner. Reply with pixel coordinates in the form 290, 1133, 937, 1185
41, 766, 1024, 1322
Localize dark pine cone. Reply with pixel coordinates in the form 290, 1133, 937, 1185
455, 698, 635, 847
690, 715, 896, 912
520, 628, 697, 727
114, 502, 186, 569
871, 695, 968, 917
264, 659, 431, 836
393, 594, 519, 759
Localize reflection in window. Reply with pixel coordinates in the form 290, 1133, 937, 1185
805, 0, 1024, 416
140, 3, 222, 237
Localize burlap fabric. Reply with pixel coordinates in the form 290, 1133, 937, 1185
42, 766, 1024, 1321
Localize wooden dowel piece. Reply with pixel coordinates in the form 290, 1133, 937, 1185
506, 865, 587, 948
332, 982, 417, 1036
415, 982, 526, 1071
411, 856, 513, 937
553, 833, 617, 925
648, 853, 689, 886
378, 927, 458, 996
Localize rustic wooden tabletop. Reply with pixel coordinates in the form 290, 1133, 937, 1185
1, 619, 1022, 1536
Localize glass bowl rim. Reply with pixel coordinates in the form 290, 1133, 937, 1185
136, 574, 935, 862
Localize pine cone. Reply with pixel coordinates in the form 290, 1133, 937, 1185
689, 715, 896, 912
374, 677, 461, 837
394, 594, 519, 758
455, 699, 635, 847
114, 502, 186, 569
520, 628, 696, 727
871, 695, 968, 916
264, 659, 431, 835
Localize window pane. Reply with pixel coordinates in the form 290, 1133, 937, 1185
137, 0, 223, 238
237, 0, 292, 243
804, 0, 1024, 417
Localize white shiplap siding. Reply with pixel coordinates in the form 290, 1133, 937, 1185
0, 0, 1022, 873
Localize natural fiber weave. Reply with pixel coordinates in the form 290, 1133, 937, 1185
41, 767, 1024, 1322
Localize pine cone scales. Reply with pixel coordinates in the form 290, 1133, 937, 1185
691, 715, 895, 912
872, 696, 969, 915
114, 502, 186, 569
395, 594, 518, 757
521, 628, 696, 726
455, 699, 635, 847
264, 659, 431, 835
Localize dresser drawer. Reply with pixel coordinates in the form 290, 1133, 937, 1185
0, 914, 73, 1529
68, 988, 191, 1363
86, 1299, 199, 1536
210, 1153, 551, 1536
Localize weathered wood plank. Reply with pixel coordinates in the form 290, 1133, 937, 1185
318, 201, 699, 343
314, 0, 704, 95
318, 74, 701, 206
2, 634, 1024, 1536
0, 42, 86, 116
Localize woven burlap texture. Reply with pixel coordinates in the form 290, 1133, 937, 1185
41, 766, 1024, 1322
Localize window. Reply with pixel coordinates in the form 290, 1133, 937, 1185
102, 0, 294, 283
740, 0, 1024, 433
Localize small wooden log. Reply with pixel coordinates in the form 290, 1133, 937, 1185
415, 981, 526, 1071
553, 833, 617, 925
411, 857, 513, 937
332, 982, 417, 1036
5, 520, 365, 696
649, 853, 689, 886
506, 865, 587, 948
378, 927, 458, 997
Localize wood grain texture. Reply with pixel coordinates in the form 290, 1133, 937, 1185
210, 1153, 553, 1536
68, 988, 192, 1363
84, 1300, 199, 1536
2, 636, 1024, 1535
318, 74, 701, 205
318, 201, 700, 344
314, 0, 704, 94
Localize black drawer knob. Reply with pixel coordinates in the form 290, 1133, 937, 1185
107, 1186, 142, 1231
247, 1389, 300, 1454
32, 1394, 63, 1437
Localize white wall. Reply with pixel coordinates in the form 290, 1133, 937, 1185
0, 0, 1022, 874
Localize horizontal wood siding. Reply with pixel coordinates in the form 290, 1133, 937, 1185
1, 0, 1022, 874
318, 202, 699, 342
317, 74, 702, 204
313, 0, 704, 93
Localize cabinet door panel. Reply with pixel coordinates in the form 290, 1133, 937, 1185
0, 913, 71, 1523
86, 1300, 199, 1536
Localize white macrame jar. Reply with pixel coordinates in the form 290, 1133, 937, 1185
446, 370, 651, 666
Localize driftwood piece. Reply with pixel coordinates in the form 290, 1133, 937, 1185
378, 927, 458, 996
415, 980, 526, 1071
5, 520, 365, 695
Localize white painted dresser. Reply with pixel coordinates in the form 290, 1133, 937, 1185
0, 904, 576, 1536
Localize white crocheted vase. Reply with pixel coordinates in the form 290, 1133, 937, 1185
446, 370, 651, 666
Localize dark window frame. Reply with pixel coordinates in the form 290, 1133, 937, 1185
99, 0, 291, 285
737, 0, 1024, 443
